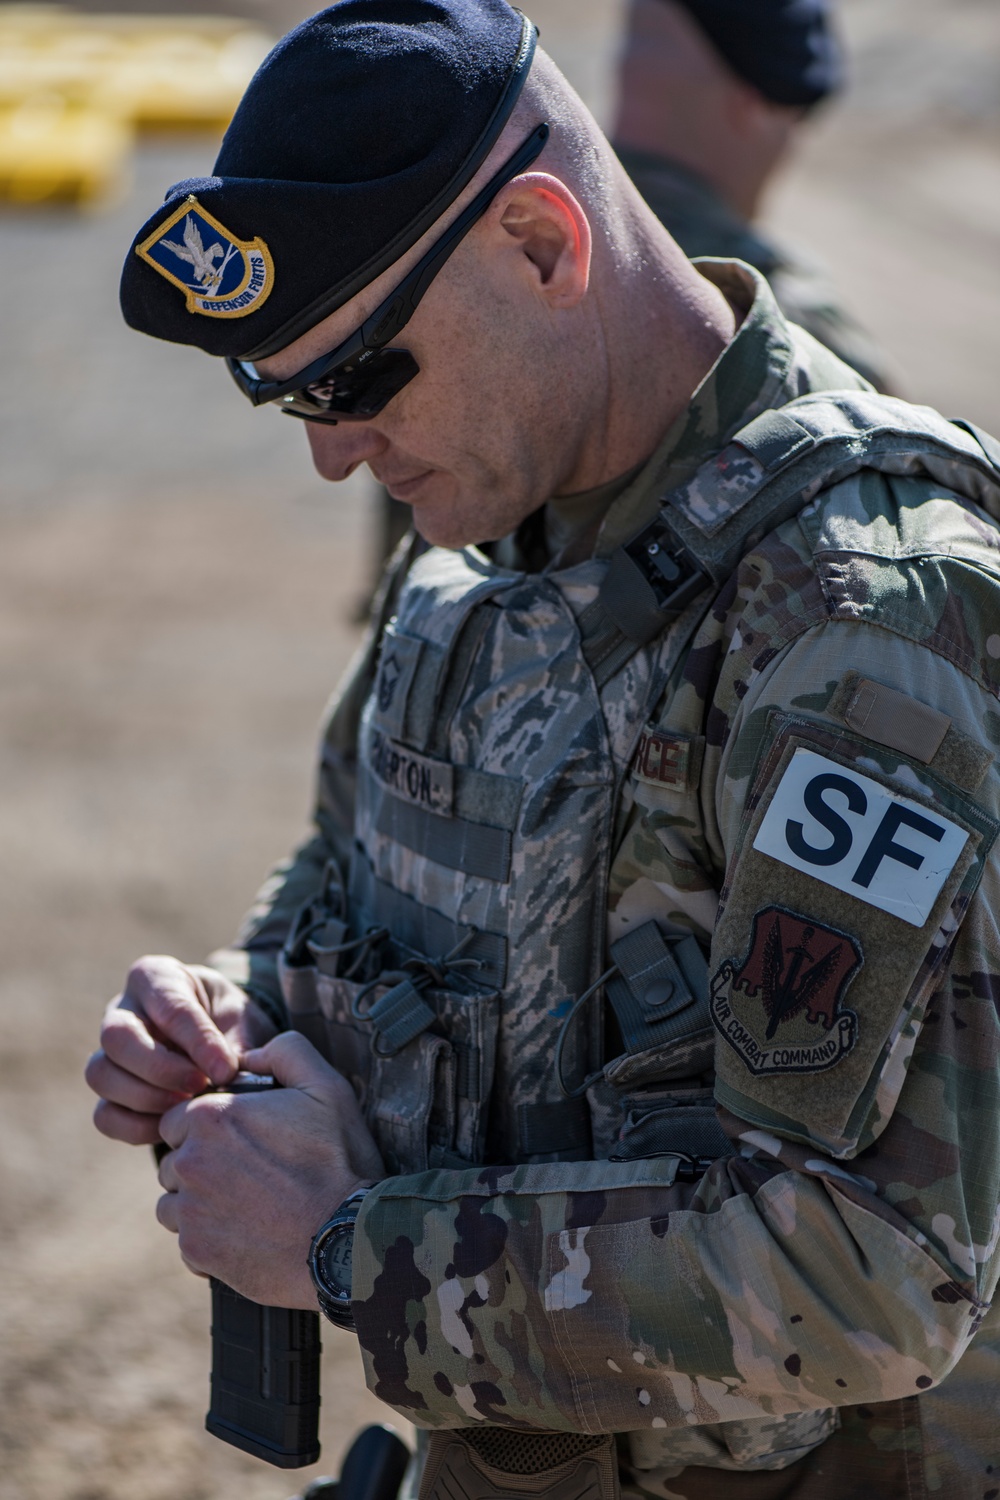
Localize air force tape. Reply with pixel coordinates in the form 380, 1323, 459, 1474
136, 197, 274, 319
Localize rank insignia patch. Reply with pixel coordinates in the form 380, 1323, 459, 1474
378, 651, 402, 713
711, 906, 862, 1075
136, 197, 274, 320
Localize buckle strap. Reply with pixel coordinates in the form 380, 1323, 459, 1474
352, 929, 485, 1056
579, 520, 712, 689
366, 976, 437, 1056
598, 529, 710, 648
607, 923, 709, 1057
555, 922, 711, 1098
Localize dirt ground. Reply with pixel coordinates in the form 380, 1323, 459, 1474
0, 2, 997, 1498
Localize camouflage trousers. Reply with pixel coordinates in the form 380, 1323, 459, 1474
628, 1399, 927, 1500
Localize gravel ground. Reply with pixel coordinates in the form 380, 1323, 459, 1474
0, 2, 997, 1497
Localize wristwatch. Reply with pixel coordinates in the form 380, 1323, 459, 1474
308, 1187, 370, 1330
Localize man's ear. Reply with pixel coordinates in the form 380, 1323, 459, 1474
494, 173, 592, 308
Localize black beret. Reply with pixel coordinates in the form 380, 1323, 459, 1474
673, 0, 843, 107
120, 0, 536, 360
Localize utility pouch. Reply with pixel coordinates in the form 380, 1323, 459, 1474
280, 954, 499, 1175
418, 1430, 620, 1500
610, 1086, 734, 1164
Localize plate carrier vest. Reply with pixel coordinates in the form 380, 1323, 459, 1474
279, 392, 1000, 1470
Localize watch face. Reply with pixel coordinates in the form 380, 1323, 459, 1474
319, 1226, 354, 1298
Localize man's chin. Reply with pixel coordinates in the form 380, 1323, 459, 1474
406, 487, 490, 551
409, 505, 477, 550
388, 473, 511, 550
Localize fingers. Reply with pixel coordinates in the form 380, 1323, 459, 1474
93, 955, 241, 1118
242, 1031, 350, 1098
92, 1097, 163, 1146
128, 957, 240, 1085
243, 1033, 385, 1183
85, 1049, 190, 1117
157, 1147, 178, 1192
158, 1093, 206, 1152
148, 1047, 383, 1297
153, 1114, 226, 1280
156, 1189, 179, 1234
98, 999, 209, 1097
187, 965, 281, 1054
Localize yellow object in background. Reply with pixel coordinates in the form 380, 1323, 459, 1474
0, 4, 272, 206
100, 30, 273, 132
0, 94, 131, 203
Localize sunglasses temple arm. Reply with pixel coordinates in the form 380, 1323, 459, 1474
236, 122, 553, 389
360, 122, 550, 350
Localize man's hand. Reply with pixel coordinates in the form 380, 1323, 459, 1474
85, 955, 278, 1146
154, 1031, 385, 1307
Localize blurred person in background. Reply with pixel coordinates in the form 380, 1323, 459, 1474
88, 2, 1000, 1496
368, 0, 893, 606
614, 0, 893, 392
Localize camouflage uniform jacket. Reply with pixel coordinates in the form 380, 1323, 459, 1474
615, 145, 894, 394
217, 263, 1000, 1498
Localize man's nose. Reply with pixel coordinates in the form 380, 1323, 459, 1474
305, 418, 388, 482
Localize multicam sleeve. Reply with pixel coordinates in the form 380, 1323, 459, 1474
351, 615, 1000, 1434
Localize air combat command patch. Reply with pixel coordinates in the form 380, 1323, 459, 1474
136, 196, 274, 319
711, 905, 862, 1075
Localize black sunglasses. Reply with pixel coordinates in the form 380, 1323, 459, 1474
226, 122, 550, 424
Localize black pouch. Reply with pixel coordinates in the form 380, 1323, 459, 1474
418, 1430, 620, 1500
609, 1085, 734, 1170
570, 921, 720, 1159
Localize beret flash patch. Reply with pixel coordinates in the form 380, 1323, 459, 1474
136, 196, 273, 320
711, 906, 862, 1075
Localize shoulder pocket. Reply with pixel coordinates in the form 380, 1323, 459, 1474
710, 713, 998, 1157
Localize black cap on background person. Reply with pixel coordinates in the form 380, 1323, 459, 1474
612, 0, 895, 391
119, 0, 535, 361
672, 0, 843, 108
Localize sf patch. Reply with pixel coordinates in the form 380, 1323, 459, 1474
753, 748, 969, 927
710, 724, 989, 1153
136, 196, 274, 319
712, 906, 862, 1075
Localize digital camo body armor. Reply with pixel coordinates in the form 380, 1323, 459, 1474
279, 393, 1000, 1485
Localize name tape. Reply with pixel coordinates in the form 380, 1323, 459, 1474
753, 748, 968, 928
369, 730, 454, 817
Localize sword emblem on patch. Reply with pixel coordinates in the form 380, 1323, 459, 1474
711, 906, 862, 1075
136, 196, 274, 319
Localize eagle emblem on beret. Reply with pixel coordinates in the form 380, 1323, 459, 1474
136, 196, 274, 320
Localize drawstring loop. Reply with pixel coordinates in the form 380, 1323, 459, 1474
355, 928, 484, 1055
307, 924, 388, 982
555, 964, 618, 1099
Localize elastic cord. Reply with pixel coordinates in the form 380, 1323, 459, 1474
555, 965, 618, 1099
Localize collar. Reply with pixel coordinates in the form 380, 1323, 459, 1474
594, 258, 801, 558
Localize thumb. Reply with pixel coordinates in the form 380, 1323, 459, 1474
241, 1031, 341, 1096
